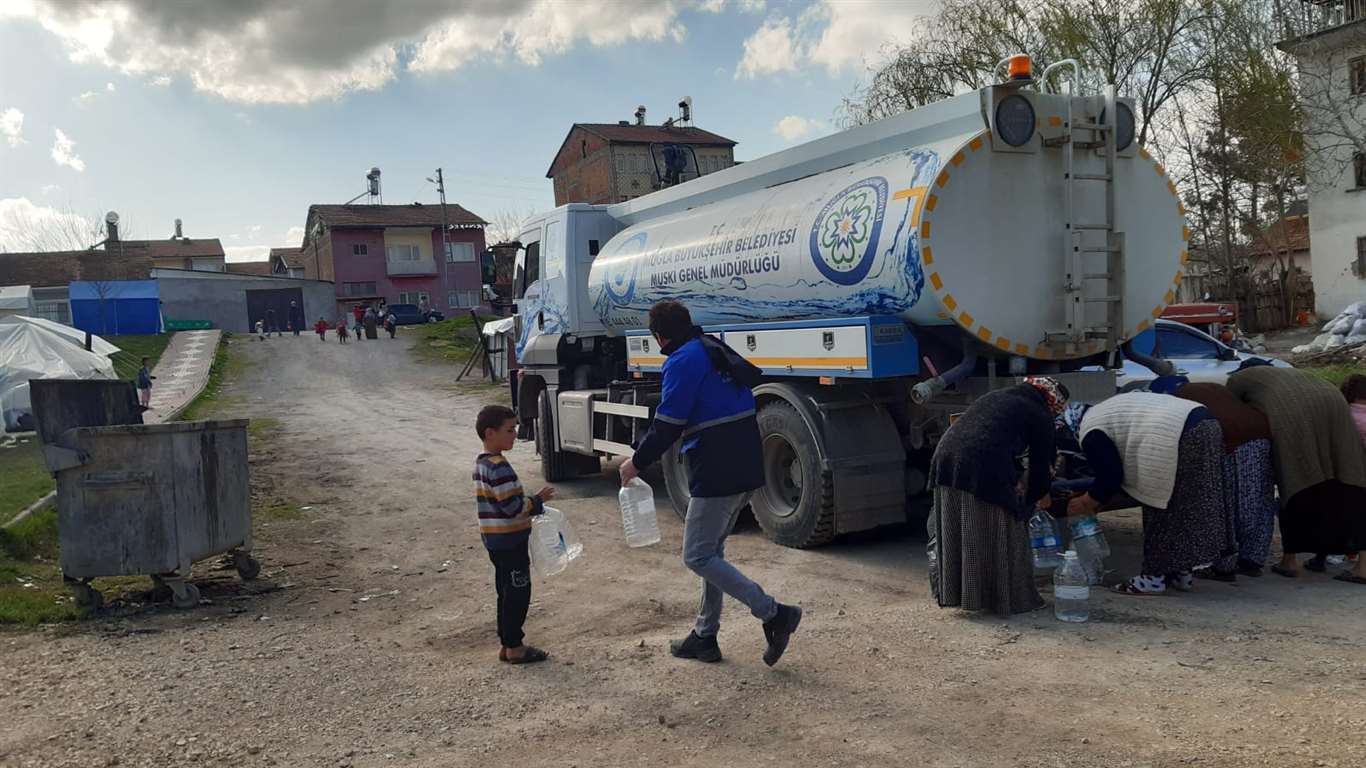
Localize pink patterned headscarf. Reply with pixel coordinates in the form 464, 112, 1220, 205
1024, 376, 1068, 417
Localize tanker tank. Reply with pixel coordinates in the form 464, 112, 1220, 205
588, 107, 1187, 361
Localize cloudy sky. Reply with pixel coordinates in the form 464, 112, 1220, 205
0, 0, 936, 261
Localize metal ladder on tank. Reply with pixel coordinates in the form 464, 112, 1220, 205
1047, 85, 1124, 358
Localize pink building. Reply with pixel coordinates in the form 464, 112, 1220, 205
297, 203, 488, 316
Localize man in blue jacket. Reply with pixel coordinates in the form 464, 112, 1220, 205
621, 300, 802, 666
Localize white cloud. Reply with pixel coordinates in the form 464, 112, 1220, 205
696, 0, 763, 11
224, 245, 271, 263
40, 184, 60, 196
105, 82, 116, 92
76, 90, 100, 106
247, 224, 262, 237
735, 17, 798, 79
0, 108, 24, 147
411, 1, 686, 73
773, 115, 825, 142
737, 1, 938, 79
284, 225, 305, 246
10, 0, 694, 105
0, 197, 94, 252
50, 128, 85, 172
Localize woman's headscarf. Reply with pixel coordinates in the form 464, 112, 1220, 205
1024, 376, 1069, 417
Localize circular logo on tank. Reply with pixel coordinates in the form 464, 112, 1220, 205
602, 232, 648, 305
809, 177, 888, 285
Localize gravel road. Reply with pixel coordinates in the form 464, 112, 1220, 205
2, 331, 1364, 768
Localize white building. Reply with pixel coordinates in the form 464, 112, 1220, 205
1279, 3, 1366, 317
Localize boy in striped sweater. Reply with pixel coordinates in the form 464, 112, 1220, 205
474, 405, 555, 664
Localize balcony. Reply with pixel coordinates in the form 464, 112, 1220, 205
1285, 0, 1364, 37
385, 258, 437, 276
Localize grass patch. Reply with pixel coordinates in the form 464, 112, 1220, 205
247, 416, 281, 440
0, 508, 76, 625
108, 333, 173, 382
0, 438, 54, 526
408, 316, 482, 366
1304, 365, 1365, 388
259, 502, 302, 522
178, 334, 247, 421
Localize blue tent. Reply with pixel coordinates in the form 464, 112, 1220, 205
70, 280, 162, 336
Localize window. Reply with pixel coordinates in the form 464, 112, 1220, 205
1355, 153, 1366, 189
386, 244, 421, 262
342, 281, 376, 297
1352, 56, 1366, 96
397, 291, 429, 305
1357, 236, 1366, 278
352, 244, 368, 256
448, 289, 480, 308
1154, 328, 1220, 359
445, 242, 475, 263
515, 241, 540, 299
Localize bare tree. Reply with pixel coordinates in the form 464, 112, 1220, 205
486, 207, 537, 246
0, 204, 132, 253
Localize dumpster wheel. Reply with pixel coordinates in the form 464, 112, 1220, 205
67, 579, 103, 611
233, 552, 261, 581
159, 578, 201, 610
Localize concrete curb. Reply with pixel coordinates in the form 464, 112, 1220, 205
3, 490, 55, 530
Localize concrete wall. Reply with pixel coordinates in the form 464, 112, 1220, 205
1295, 37, 1366, 317
153, 270, 336, 333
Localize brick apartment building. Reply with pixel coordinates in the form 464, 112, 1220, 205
546, 118, 737, 205
296, 203, 488, 315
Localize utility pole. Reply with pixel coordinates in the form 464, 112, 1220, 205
434, 168, 450, 311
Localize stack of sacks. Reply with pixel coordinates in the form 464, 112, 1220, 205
1292, 301, 1366, 353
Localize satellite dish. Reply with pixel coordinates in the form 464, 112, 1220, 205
105, 211, 120, 225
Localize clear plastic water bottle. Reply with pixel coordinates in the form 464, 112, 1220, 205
1054, 550, 1090, 623
619, 477, 661, 547
529, 506, 582, 577
1028, 509, 1064, 571
1070, 515, 1109, 585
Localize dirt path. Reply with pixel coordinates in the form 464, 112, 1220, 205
3, 331, 1365, 768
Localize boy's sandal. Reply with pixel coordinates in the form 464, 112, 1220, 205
1304, 557, 1328, 573
1270, 564, 1299, 578
1332, 572, 1366, 585
501, 646, 549, 665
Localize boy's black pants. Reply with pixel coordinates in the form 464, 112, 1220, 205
487, 547, 531, 648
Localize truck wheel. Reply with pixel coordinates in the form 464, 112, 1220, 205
537, 391, 571, 483
661, 445, 691, 521
751, 401, 835, 548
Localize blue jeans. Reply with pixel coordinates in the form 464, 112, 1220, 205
683, 492, 778, 637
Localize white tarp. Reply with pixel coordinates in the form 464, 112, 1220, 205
0, 285, 36, 318
0, 317, 116, 432
0, 315, 120, 357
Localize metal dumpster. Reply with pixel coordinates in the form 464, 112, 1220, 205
30, 380, 257, 610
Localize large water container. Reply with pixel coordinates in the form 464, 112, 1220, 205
1054, 550, 1090, 623
619, 478, 661, 547
529, 506, 582, 577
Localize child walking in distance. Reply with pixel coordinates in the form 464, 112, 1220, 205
314, 317, 329, 341
474, 405, 555, 664
137, 356, 155, 408
336, 316, 350, 344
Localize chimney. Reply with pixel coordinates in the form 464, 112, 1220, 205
174, 218, 183, 239
105, 211, 120, 243
634, 105, 646, 126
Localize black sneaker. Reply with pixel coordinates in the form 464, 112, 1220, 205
762, 604, 802, 667
670, 631, 722, 663
1236, 559, 1264, 577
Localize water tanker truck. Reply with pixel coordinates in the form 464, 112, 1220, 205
510, 59, 1184, 548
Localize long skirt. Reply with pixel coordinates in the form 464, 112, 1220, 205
1280, 480, 1366, 555
927, 486, 1043, 616
1213, 439, 1277, 570
1141, 420, 1234, 575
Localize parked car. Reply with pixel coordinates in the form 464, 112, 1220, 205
386, 304, 432, 326
1112, 319, 1291, 391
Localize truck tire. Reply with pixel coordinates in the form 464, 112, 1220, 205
661, 445, 691, 521
752, 401, 835, 548
537, 391, 571, 482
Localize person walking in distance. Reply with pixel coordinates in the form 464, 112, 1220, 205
265, 307, 279, 337
619, 300, 802, 666
136, 356, 155, 409
288, 300, 305, 337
